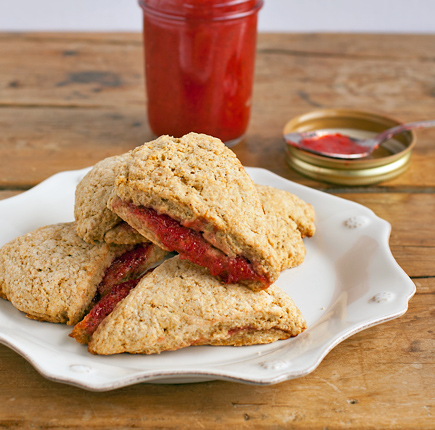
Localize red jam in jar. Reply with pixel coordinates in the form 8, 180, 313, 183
139, 0, 263, 146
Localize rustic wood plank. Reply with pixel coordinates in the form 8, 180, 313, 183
0, 106, 154, 187
0, 33, 144, 108
237, 33, 435, 187
1, 33, 435, 189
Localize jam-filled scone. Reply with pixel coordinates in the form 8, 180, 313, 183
108, 133, 281, 291
75, 138, 315, 281
71, 256, 307, 355
0, 222, 167, 325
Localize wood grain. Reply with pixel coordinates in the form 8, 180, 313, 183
0, 33, 434, 430
1, 33, 435, 189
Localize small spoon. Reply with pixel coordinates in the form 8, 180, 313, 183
284, 120, 435, 159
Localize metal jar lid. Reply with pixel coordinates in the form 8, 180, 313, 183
283, 109, 416, 186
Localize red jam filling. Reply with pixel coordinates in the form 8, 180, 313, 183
299, 133, 367, 155
127, 203, 269, 286
70, 244, 157, 344
98, 243, 151, 297
70, 277, 143, 344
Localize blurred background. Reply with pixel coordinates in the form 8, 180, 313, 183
0, 0, 434, 33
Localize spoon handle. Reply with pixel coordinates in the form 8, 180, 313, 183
375, 120, 435, 144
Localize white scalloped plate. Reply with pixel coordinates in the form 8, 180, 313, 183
0, 167, 415, 391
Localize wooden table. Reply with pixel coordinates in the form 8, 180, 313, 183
0, 32, 434, 429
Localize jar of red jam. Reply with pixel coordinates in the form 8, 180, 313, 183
139, 0, 263, 146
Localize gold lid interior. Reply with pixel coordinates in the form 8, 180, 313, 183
283, 109, 416, 186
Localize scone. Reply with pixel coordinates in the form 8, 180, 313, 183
108, 133, 280, 290
70, 256, 307, 355
0, 222, 167, 325
75, 153, 146, 245
256, 184, 315, 239
255, 184, 315, 271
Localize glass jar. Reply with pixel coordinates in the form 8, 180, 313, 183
139, 0, 263, 146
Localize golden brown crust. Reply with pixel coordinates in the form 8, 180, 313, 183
0, 222, 137, 325
256, 184, 313, 271
108, 133, 281, 288
88, 256, 306, 355
256, 184, 316, 238
75, 153, 149, 245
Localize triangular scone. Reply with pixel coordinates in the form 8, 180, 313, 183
107, 133, 280, 290
75, 154, 147, 245
256, 186, 307, 271
256, 184, 315, 238
0, 222, 167, 325
87, 256, 306, 355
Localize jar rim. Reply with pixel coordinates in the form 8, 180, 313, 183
139, 0, 264, 21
